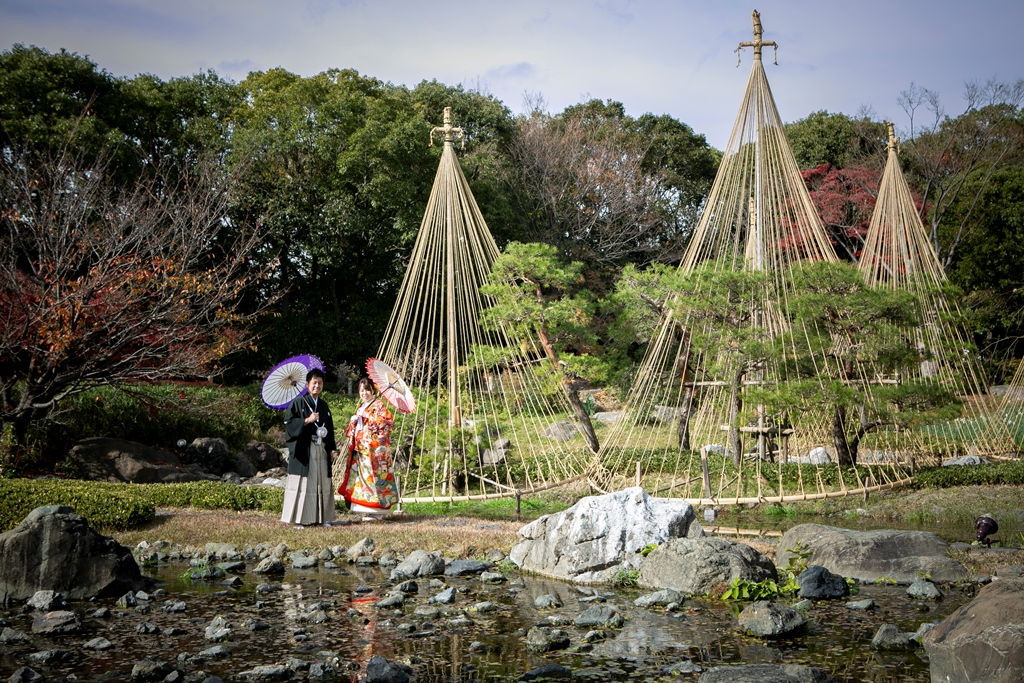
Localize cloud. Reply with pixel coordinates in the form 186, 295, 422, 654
304, 0, 363, 23
484, 62, 538, 82
594, 0, 634, 24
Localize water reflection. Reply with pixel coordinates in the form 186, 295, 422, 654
0, 561, 972, 683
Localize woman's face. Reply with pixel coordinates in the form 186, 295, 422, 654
307, 376, 324, 398
359, 384, 374, 402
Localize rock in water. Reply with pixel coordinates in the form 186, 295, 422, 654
797, 565, 849, 599
738, 601, 807, 637
924, 577, 1024, 683
509, 487, 703, 584
638, 537, 776, 595
0, 506, 144, 602
390, 550, 445, 580
365, 654, 410, 683
776, 524, 967, 584
699, 664, 837, 682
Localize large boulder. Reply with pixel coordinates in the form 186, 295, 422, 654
183, 437, 234, 475
0, 506, 144, 602
70, 437, 219, 484
231, 453, 258, 478
509, 487, 703, 584
245, 440, 285, 470
776, 524, 967, 584
923, 578, 1024, 683
638, 537, 776, 595
540, 421, 578, 442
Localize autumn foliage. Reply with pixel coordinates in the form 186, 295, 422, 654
0, 151, 267, 458
801, 163, 881, 261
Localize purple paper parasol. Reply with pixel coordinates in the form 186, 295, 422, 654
260, 354, 325, 409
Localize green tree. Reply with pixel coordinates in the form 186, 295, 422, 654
786, 110, 858, 169
944, 167, 1024, 378
0, 44, 121, 160
785, 110, 887, 170
480, 242, 602, 452
0, 44, 238, 183
226, 70, 517, 378
897, 80, 1024, 270
783, 261, 960, 465
410, 81, 518, 244
661, 265, 773, 462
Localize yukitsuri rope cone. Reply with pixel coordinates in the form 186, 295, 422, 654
995, 358, 1024, 453
373, 108, 595, 504
596, 11, 913, 504
859, 123, 1018, 462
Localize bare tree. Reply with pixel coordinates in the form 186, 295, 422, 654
503, 107, 671, 271
0, 149, 268, 461
898, 79, 1024, 270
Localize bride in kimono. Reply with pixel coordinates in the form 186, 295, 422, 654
339, 377, 398, 521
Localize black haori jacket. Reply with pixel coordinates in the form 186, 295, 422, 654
284, 393, 337, 476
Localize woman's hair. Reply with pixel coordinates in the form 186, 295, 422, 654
306, 368, 325, 383
357, 377, 375, 394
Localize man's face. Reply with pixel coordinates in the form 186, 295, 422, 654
307, 376, 324, 397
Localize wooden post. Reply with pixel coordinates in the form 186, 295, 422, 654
515, 492, 521, 521
635, 461, 642, 488
700, 447, 713, 499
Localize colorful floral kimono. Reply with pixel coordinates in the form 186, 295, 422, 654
340, 398, 398, 514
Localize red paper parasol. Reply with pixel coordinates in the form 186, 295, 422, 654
366, 358, 416, 414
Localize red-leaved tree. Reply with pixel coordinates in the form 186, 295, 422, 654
0, 150, 268, 463
802, 163, 881, 261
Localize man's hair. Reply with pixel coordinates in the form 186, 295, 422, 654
306, 368, 326, 383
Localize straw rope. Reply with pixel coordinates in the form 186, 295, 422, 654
594, 11, 916, 504
859, 123, 1019, 460
376, 108, 596, 503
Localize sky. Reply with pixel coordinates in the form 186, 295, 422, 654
1, 0, 1021, 149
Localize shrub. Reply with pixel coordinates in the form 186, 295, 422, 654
911, 461, 1024, 488
137, 481, 283, 512
0, 478, 155, 531
0, 479, 286, 533
19, 384, 282, 473
608, 567, 639, 588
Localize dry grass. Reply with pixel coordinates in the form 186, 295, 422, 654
110, 508, 523, 559
107, 486, 1023, 577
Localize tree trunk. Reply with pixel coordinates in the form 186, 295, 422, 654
674, 327, 694, 452
1, 413, 33, 470
677, 385, 694, 451
564, 380, 600, 453
729, 367, 745, 467
536, 317, 600, 454
833, 405, 856, 466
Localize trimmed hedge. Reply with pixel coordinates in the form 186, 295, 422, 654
0, 479, 286, 533
137, 481, 283, 512
0, 478, 156, 532
911, 461, 1024, 489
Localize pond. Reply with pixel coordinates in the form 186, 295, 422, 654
0, 554, 979, 682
